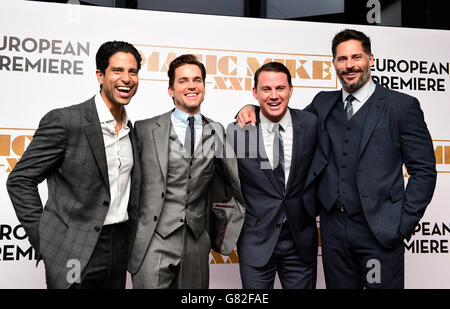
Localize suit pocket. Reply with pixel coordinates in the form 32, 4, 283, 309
38, 208, 69, 260
390, 184, 404, 202
42, 208, 69, 229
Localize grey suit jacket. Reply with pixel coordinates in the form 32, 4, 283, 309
128, 110, 245, 275
6, 97, 140, 289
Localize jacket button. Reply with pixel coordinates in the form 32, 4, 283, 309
95, 226, 101, 232
313, 172, 317, 176
154, 216, 158, 221
180, 219, 184, 222
103, 201, 109, 207
276, 223, 281, 228
161, 192, 165, 198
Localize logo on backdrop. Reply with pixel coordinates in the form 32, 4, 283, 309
371, 58, 449, 92
135, 44, 337, 91
405, 221, 450, 254
0, 224, 37, 261
0, 128, 35, 173
0, 35, 90, 75
434, 140, 450, 173
210, 250, 239, 264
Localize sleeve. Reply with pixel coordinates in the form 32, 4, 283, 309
398, 98, 437, 239
6, 109, 67, 252
207, 124, 246, 255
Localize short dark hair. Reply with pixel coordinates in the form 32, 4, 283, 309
332, 29, 371, 59
96, 41, 142, 74
253, 61, 292, 89
168, 54, 206, 88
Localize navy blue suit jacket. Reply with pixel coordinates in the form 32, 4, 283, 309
229, 108, 319, 267
303, 83, 437, 248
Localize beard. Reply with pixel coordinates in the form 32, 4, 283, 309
337, 64, 371, 91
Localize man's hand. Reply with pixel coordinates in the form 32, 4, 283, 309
236, 105, 257, 127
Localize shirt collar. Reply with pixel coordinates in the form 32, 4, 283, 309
260, 109, 291, 133
342, 79, 376, 104
95, 94, 129, 125
172, 107, 202, 125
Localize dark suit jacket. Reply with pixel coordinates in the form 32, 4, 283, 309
6, 97, 140, 289
231, 108, 319, 267
303, 83, 437, 248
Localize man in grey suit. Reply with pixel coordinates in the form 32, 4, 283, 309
237, 29, 436, 288
129, 54, 245, 289
6, 41, 141, 289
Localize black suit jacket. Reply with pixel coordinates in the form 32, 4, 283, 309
230, 108, 319, 267
303, 83, 437, 248
7, 97, 140, 288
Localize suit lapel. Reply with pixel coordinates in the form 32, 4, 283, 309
194, 116, 215, 158
286, 111, 304, 192
82, 99, 110, 191
255, 123, 284, 195
153, 111, 172, 182
359, 85, 387, 157
318, 93, 340, 157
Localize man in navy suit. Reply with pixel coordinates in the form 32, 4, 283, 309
236, 29, 436, 288
230, 62, 318, 289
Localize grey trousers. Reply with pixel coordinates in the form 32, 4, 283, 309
132, 225, 211, 289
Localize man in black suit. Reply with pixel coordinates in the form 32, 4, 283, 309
7, 41, 141, 289
230, 62, 318, 289
236, 29, 436, 288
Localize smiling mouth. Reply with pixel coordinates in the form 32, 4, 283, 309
116, 86, 133, 98
186, 93, 198, 97
343, 70, 362, 78
268, 102, 281, 107
117, 86, 131, 92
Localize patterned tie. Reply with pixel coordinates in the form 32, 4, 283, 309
345, 94, 356, 120
273, 123, 285, 191
185, 116, 195, 156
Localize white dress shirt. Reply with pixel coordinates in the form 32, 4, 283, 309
95, 95, 133, 225
342, 79, 376, 114
171, 107, 203, 151
260, 110, 293, 187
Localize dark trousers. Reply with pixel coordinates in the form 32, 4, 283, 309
71, 221, 130, 289
240, 222, 317, 289
320, 207, 404, 289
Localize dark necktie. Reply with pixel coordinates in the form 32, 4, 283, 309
273, 123, 285, 191
185, 116, 195, 156
345, 94, 356, 120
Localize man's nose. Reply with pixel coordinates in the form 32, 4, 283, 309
269, 89, 278, 99
346, 58, 355, 69
121, 73, 131, 83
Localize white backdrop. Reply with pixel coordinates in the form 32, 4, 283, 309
0, 0, 449, 288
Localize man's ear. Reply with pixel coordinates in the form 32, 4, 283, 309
252, 87, 258, 100
96, 69, 104, 86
